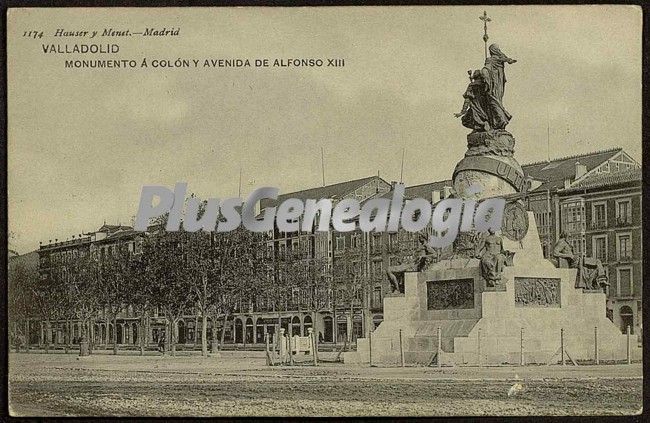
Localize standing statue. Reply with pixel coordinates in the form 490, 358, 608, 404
386, 233, 437, 293
477, 228, 509, 287
455, 44, 517, 131
552, 232, 609, 290
482, 43, 517, 129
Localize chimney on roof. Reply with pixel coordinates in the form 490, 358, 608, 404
443, 186, 453, 199
432, 190, 441, 204
575, 161, 587, 180
390, 181, 398, 190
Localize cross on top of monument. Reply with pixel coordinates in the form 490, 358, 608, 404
479, 10, 491, 59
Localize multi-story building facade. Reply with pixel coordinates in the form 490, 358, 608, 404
37, 224, 149, 348
557, 168, 642, 335
25, 147, 640, 350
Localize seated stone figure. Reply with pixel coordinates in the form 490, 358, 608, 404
476, 228, 512, 287
552, 232, 609, 290
386, 233, 437, 293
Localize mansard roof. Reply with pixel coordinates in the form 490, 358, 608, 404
404, 180, 453, 200
399, 148, 638, 198
260, 175, 387, 208
522, 148, 630, 191
559, 168, 642, 193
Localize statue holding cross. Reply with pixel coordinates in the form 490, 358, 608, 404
452, 11, 524, 200
455, 11, 517, 132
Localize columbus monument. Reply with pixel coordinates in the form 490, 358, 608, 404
345, 12, 639, 366
453, 11, 524, 199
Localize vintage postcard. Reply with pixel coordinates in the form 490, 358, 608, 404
7, 6, 642, 417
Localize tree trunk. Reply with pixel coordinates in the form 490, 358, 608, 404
79, 318, 89, 357
25, 319, 30, 353
64, 319, 70, 354
171, 318, 177, 357
201, 312, 208, 357
219, 312, 229, 351
112, 314, 118, 355
88, 317, 94, 355
45, 321, 50, 354
139, 311, 146, 356
13, 321, 19, 353
312, 310, 318, 357
164, 318, 171, 355
349, 305, 354, 345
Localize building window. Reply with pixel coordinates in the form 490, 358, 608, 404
591, 202, 607, 229
372, 260, 383, 277
592, 235, 607, 262
561, 200, 585, 233
371, 234, 382, 253
372, 287, 382, 308
568, 235, 585, 256
351, 233, 361, 249
616, 233, 632, 261
615, 198, 632, 225
388, 233, 398, 249
335, 235, 345, 251
616, 267, 633, 297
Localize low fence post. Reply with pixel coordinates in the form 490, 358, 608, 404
288, 333, 294, 366
594, 326, 599, 365
477, 328, 482, 367
369, 330, 373, 367
437, 326, 442, 368
265, 333, 271, 366
399, 329, 404, 367
279, 328, 286, 365
308, 328, 317, 366
626, 325, 631, 365
560, 328, 566, 366
520, 327, 524, 366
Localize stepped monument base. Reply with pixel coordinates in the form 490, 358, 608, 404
344, 215, 641, 366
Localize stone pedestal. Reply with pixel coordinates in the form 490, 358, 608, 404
452, 130, 526, 199
343, 214, 641, 365
79, 340, 90, 357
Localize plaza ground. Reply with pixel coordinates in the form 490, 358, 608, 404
8, 351, 643, 416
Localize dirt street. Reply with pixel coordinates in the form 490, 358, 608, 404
8, 352, 643, 416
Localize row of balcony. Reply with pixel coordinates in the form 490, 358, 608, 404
589, 218, 635, 229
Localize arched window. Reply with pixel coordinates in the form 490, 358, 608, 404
322, 316, 333, 342
245, 318, 254, 344
291, 316, 301, 336
620, 306, 634, 334
352, 315, 363, 341
177, 320, 186, 344
337, 314, 347, 343
234, 319, 243, 343
255, 320, 265, 344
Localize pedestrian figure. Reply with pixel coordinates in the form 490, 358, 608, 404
158, 334, 165, 354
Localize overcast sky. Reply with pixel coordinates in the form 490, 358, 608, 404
8, 6, 642, 254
